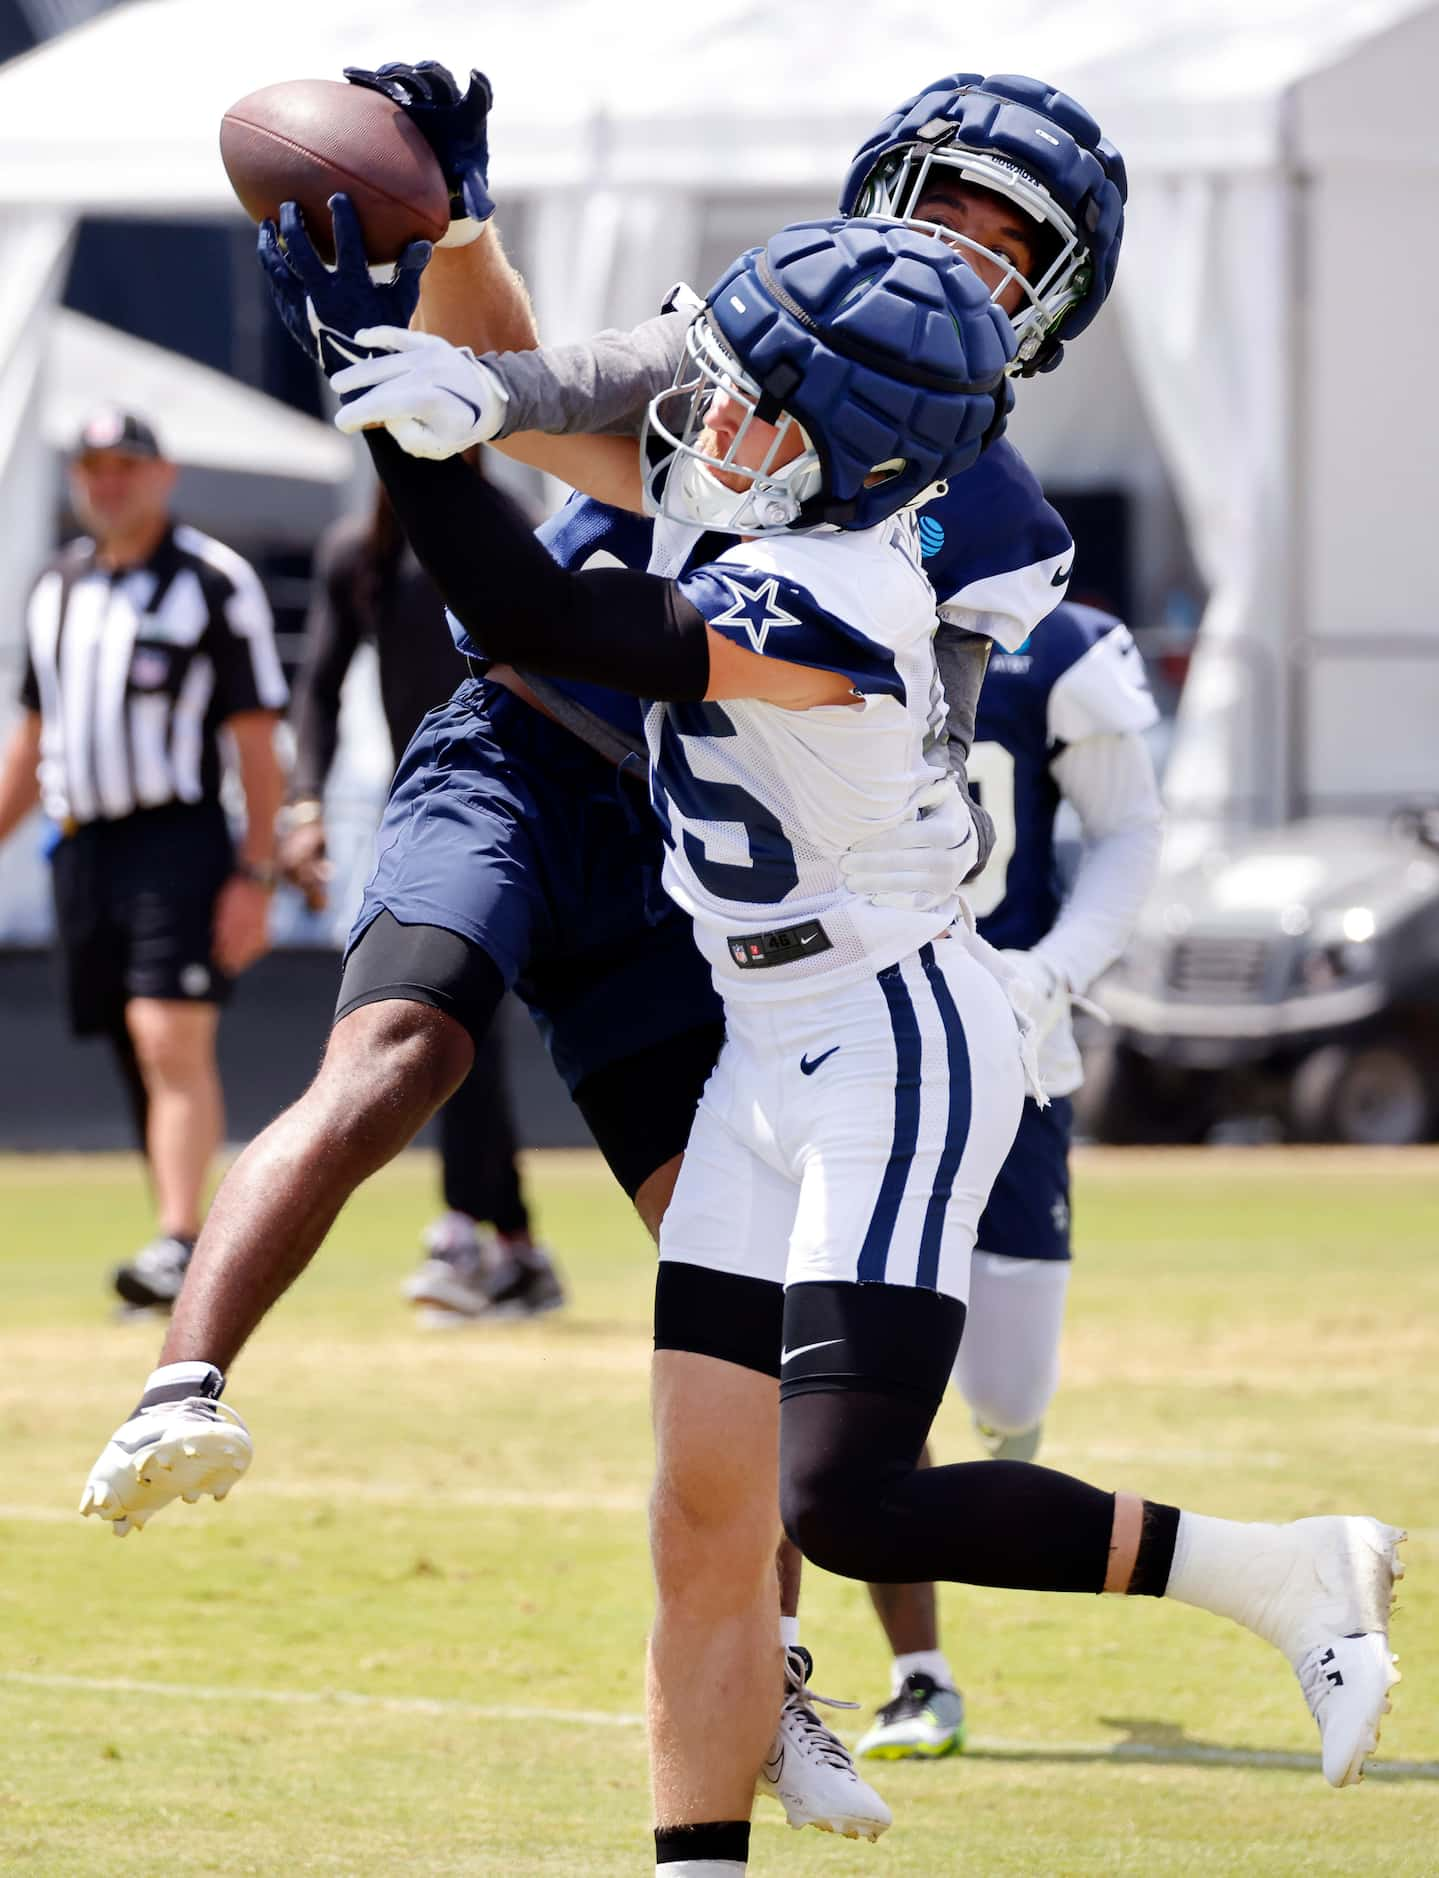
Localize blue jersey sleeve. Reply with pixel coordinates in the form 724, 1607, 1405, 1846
1028, 602, 1157, 745
534, 490, 656, 574
917, 440, 1073, 651
677, 560, 906, 703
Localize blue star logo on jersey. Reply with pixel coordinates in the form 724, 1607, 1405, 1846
709, 574, 802, 654
918, 514, 945, 559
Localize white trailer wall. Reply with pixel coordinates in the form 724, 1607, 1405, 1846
1295, 2, 1439, 814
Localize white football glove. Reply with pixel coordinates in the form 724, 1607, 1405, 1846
839, 779, 978, 911
80, 1364, 251, 1538
331, 325, 510, 459
998, 948, 1068, 1051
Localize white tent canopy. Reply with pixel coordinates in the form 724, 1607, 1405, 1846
0, 0, 1425, 204
47, 309, 349, 478
0, 0, 1434, 872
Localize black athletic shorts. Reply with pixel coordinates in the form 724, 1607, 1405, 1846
50, 801, 234, 1035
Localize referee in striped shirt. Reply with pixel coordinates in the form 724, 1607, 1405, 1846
0, 409, 287, 1308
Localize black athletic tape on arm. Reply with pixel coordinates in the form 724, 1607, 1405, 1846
655, 1261, 784, 1379
364, 431, 709, 701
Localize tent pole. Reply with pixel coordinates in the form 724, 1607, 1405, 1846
1281, 93, 1310, 826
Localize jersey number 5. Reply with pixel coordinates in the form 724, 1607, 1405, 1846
652, 701, 800, 905
964, 740, 1016, 919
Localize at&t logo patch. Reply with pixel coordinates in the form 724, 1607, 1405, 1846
918, 514, 945, 559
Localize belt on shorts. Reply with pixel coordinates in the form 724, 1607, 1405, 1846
727, 919, 834, 970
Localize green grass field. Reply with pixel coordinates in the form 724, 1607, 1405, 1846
2, 1147, 1437, 1876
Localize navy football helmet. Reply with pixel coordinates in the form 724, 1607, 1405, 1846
641, 217, 1015, 537
840, 73, 1127, 376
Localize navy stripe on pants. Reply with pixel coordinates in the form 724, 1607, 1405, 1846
915, 941, 973, 1290
857, 961, 923, 1282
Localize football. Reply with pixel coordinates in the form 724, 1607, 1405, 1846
219, 78, 451, 263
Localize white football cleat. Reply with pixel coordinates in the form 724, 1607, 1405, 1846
401, 1213, 498, 1317
1236, 1515, 1405, 1787
80, 1398, 251, 1537
756, 1646, 892, 1842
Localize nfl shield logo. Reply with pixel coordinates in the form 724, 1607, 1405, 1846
130, 649, 169, 690
731, 943, 748, 965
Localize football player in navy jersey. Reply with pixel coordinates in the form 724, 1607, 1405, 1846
79, 68, 1107, 1846
855, 597, 1165, 1759
81, 66, 1122, 1841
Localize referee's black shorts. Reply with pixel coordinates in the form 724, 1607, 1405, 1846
50, 802, 235, 1035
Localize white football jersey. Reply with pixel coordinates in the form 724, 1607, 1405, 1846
646, 513, 963, 1002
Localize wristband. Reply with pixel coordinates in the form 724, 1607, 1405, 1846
280, 800, 324, 837
234, 859, 279, 889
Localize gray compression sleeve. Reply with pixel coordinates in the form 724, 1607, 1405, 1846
934, 623, 996, 881
487, 311, 689, 440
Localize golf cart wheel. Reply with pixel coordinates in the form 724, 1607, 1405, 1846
1288, 1040, 1437, 1146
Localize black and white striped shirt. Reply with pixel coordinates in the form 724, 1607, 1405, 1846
18, 524, 288, 828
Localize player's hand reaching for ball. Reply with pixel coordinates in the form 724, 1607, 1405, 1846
257, 193, 430, 377
80, 1365, 251, 1538
344, 61, 494, 244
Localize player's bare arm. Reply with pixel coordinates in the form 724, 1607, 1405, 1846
0, 709, 42, 844
212, 709, 284, 977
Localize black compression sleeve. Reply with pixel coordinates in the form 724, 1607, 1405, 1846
365, 431, 709, 702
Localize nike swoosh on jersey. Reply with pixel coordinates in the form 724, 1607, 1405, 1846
1051, 563, 1073, 587
780, 1338, 844, 1364
799, 1047, 841, 1075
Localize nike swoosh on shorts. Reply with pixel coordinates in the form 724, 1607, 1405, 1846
800, 1047, 840, 1075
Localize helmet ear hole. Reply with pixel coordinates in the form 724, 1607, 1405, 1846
863, 458, 907, 488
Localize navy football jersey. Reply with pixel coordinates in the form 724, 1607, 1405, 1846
968, 602, 1157, 951
915, 438, 1072, 649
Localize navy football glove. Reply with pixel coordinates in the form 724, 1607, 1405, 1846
343, 60, 494, 241
257, 194, 430, 384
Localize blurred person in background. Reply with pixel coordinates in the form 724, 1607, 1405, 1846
0, 409, 286, 1309
280, 477, 562, 1320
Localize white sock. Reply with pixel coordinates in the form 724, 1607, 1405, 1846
779, 1615, 800, 1651
892, 1648, 954, 1696
653, 1862, 743, 1878
1165, 1512, 1296, 1656
656, 1864, 746, 1877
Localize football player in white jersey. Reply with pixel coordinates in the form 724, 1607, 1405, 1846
83, 202, 1405, 1875
328, 213, 1399, 1865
